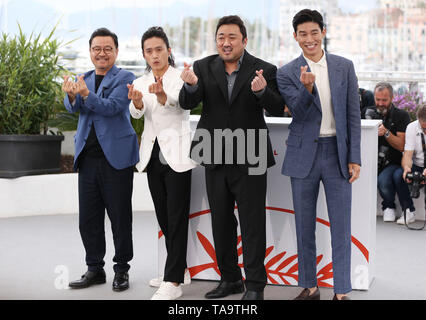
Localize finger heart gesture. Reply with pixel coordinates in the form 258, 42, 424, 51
127, 83, 144, 110
180, 62, 198, 86
251, 69, 267, 93
300, 65, 315, 89
149, 77, 164, 95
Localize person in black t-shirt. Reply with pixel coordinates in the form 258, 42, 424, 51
359, 88, 375, 118
367, 82, 416, 223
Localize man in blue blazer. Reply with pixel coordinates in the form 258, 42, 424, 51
277, 10, 361, 300
62, 28, 138, 292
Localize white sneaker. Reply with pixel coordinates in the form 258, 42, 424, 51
397, 209, 416, 225
151, 281, 183, 300
149, 269, 191, 288
383, 208, 396, 222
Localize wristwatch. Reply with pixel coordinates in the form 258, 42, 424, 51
384, 130, 391, 138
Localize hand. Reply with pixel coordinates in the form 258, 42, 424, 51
62, 75, 77, 102
378, 124, 387, 137
251, 69, 267, 92
149, 77, 167, 105
148, 76, 164, 95
74, 75, 90, 98
403, 166, 412, 182
181, 62, 198, 86
348, 163, 361, 184
127, 84, 144, 110
299, 65, 315, 92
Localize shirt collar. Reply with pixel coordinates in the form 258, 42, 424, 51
148, 65, 172, 81
236, 51, 244, 71
223, 51, 245, 73
303, 50, 327, 67
416, 120, 424, 135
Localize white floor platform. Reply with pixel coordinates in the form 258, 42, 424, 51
1, 212, 426, 300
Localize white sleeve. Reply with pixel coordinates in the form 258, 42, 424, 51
404, 122, 416, 151
162, 72, 184, 109
129, 100, 145, 119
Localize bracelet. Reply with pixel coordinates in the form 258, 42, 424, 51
384, 130, 390, 138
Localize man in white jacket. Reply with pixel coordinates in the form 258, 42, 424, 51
128, 26, 196, 300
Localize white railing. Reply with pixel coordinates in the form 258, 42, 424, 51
357, 71, 426, 83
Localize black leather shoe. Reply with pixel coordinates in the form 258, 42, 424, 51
241, 290, 264, 300
113, 272, 129, 292
69, 270, 106, 289
293, 287, 320, 300
205, 280, 245, 299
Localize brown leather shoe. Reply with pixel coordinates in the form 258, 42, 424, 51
332, 294, 351, 300
294, 287, 320, 300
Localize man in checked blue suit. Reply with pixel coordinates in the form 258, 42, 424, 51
62, 28, 139, 292
277, 10, 361, 300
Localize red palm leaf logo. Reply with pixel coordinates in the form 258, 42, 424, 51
160, 207, 367, 288
188, 232, 221, 277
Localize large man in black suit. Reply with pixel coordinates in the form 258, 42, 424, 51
179, 15, 284, 300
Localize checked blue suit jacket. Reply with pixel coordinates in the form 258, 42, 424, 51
277, 53, 361, 179
64, 65, 139, 171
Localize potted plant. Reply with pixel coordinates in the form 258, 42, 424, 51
0, 25, 66, 178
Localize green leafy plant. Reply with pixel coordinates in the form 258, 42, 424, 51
0, 23, 66, 135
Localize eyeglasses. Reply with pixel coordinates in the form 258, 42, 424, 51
91, 46, 115, 55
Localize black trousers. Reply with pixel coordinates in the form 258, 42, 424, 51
78, 155, 134, 273
205, 165, 267, 292
147, 140, 192, 284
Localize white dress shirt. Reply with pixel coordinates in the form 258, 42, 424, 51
129, 66, 197, 173
304, 51, 336, 137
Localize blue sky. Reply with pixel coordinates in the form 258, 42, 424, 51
0, 0, 378, 41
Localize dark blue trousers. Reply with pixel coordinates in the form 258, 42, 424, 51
290, 137, 352, 294
78, 155, 134, 273
378, 164, 415, 212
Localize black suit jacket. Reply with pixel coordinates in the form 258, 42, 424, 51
179, 51, 285, 172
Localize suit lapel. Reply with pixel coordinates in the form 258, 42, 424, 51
96, 65, 119, 97
293, 54, 322, 113
209, 56, 229, 104
326, 53, 343, 116
229, 50, 255, 106
85, 71, 95, 94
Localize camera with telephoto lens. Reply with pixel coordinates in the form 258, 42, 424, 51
365, 108, 383, 120
406, 171, 426, 199
377, 145, 390, 173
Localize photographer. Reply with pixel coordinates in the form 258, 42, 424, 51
365, 82, 415, 223
402, 105, 426, 224
359, 87, 375, 117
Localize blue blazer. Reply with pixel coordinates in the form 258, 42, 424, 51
64, 65, 139, 170
277, 53, 361, 179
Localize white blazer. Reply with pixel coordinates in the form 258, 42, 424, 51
129, 66, 197, 173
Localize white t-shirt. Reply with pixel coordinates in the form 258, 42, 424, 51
404, 120, 425, 167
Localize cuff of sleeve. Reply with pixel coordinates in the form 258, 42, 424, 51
164, 94, 178, 108
184, 82, 198, 93
253, 87, 266, 98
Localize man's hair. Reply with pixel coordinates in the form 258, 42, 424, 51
141, 26, 175, 72
215, 15, 247, 40
89, 28, 119, 48
417, 104, 426, 122
292, 9, 324, 33
374, 82, 394, 98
